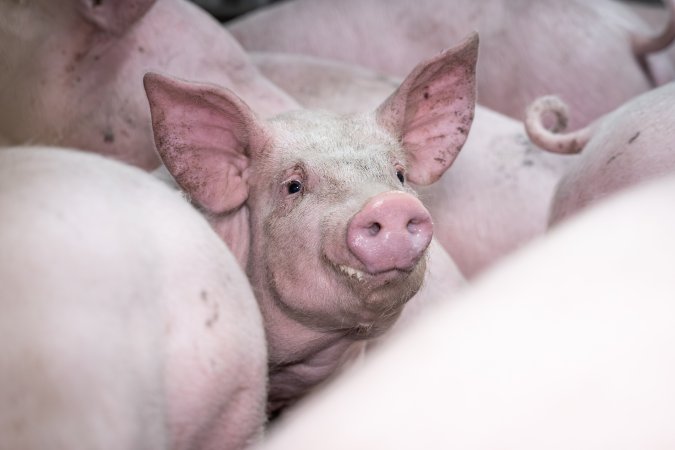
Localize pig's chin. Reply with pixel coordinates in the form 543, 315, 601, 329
326, 253, 427, 311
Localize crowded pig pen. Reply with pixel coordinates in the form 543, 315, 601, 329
1, 0, 675, 448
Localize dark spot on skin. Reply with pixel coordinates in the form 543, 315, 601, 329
93, 55, 100, 61
103, 130, 115, 143
138, 46, 145, 53
206, 308, 219, 328
523, 159, 534, 167
200, 290, 219, 328
423, 92, 430, 99
75, 76, 81, 83
457, 127, 466, 134
434, 157, 447, 165
607, 154, 619, 165
628, 131, 640, 144
92, 0, 102, 6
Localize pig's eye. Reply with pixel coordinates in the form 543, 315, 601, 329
396, 170, 405, 185
287, 180, 303, 195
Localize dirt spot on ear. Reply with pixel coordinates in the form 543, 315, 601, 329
628, 131, 640, 144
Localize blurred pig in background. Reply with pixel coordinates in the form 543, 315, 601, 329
526, 82, 675, 225
0, 0, 297, 169
0, 146, 267, 450
229, 0, 675, 129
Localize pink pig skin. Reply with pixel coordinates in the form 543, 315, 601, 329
0, 0, 297, 170
628, 1, 675, 67
143, 34, 478, 413
259, 174, 675, 450
525, 82, 675, 225
229, 0, 675, 130
0, 147, 267, 450
254, 53, 576, 278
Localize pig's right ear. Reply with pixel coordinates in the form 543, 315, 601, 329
143, 72, 266, 215
376, 32, 478, 186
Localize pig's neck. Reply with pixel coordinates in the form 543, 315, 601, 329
256, 292, 365, 413
208, 207, 250, 269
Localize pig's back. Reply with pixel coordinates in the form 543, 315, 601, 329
0, 146, 267, 450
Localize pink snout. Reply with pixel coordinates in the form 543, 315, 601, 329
347, 191, 433, 274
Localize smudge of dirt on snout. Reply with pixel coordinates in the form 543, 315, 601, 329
628, 131, 640, 144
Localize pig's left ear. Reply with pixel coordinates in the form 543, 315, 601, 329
376, 32, 478, 185
76, 0, 156, 34
144, 72, 268, 215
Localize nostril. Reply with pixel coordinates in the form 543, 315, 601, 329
407, 216, 431, 234
368, 222, 381, 236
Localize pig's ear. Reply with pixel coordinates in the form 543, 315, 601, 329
76, 0, 156, 34
376, 32, 478, 185
143, 72, 267, 215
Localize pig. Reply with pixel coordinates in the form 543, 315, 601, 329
143, 33, 478, 413
525, 82, 675, 225
253, 52, 577, 278
258, 173, 675, 450
0, 0, 297, 170
251, 52, 402, 115
627, 0, 675, 67
229, 0, 675, 129
0, 146, 267, 450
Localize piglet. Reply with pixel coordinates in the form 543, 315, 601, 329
144, 33, 478, 413
525, 82, 675, 225
0, 146, 267, 450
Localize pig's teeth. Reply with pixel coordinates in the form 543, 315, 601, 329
338, 265, 366, 281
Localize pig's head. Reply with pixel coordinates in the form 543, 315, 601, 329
143, 33, 477, 339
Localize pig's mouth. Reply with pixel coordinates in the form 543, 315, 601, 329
334, 262, 414, 285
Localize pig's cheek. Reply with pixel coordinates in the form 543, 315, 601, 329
260, 206, 358, 322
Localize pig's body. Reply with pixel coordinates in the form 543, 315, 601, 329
0, 0, 297, 170
526, 83, 675, 225
254, 53, 576, 277
628, 1, 675, 66
229, 0, 675, 129
144, 35, 478, 412
260, 173, 675, 450
0, 147, 267, 450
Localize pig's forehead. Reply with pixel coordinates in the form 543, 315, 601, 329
265, 110, 404, 166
